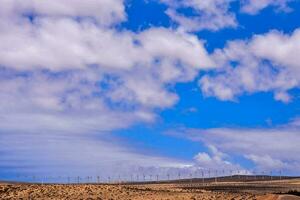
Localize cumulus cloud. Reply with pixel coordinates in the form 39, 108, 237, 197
162, 0, 237, 31
199, 29, 300, 102
0, 18, 213, 71
161, 0, 297, 31
0, 22, 214, 130
0, 0, 126, 26
183, 120, 300, 174
0, 0, 215, 131
251, 29, 300, 70
240, 0, 294, 14
194, 145, 240, 170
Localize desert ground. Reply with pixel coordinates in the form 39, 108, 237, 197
1, 176, 300, 200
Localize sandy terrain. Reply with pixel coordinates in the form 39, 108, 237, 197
1, 178, 300, 200
0, 183, 264, 200
260, 195, 300, 200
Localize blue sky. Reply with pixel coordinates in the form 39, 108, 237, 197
0, 0, 300, 181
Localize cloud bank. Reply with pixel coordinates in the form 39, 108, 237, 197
181, 119, 300, 174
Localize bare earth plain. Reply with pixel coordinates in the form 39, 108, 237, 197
1, 176, 300, 200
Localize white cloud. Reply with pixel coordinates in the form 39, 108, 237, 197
0, 18, 138, 71
0, 131, 189, 178
194, 145, 240, 170
0, 18, 213, 71
162, 0, 237, 31
251, 29, 300, 70
184, 120, 300, 174
0, 0, 126, 26
162, 0, 297, 31
246, 155, 286, 170
290, 118, 300, 127
0, 70, 156, 135
137, 28, 214, 70
241, 0, 293, 14
274, 91, 292, 102
199, 29, 300, 102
